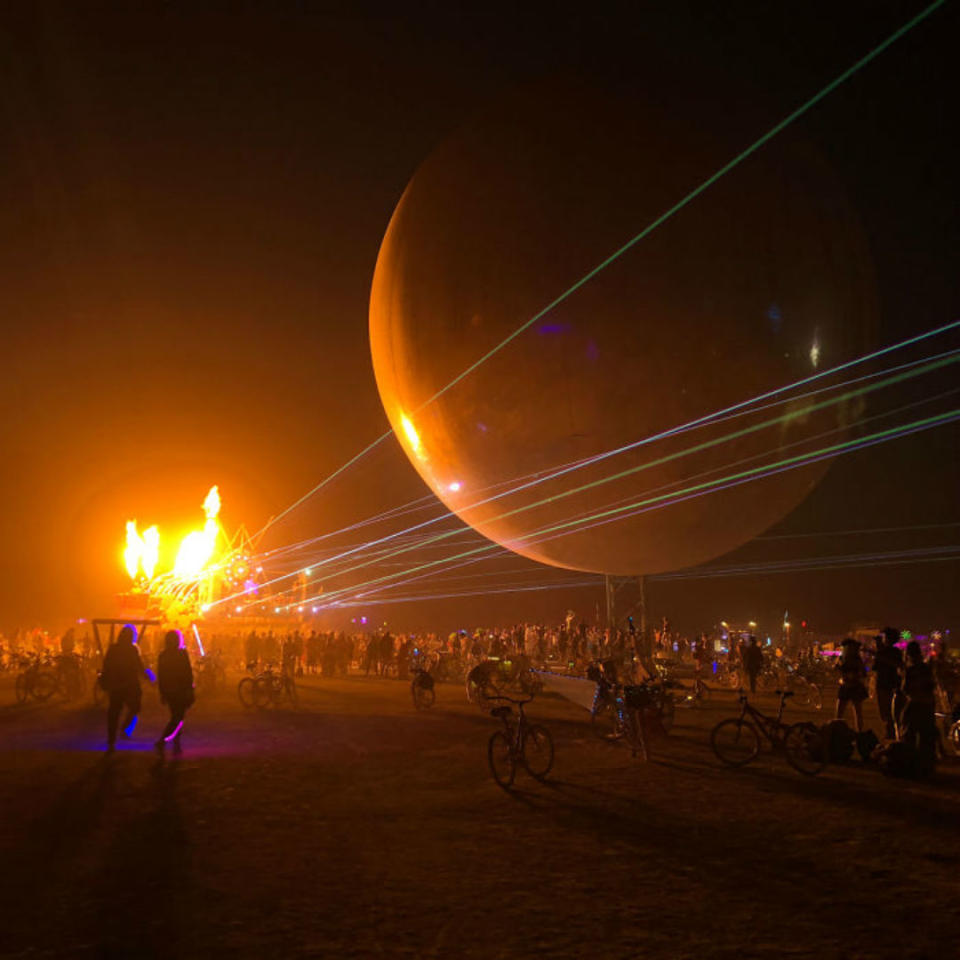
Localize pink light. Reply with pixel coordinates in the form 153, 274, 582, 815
164, 721, 184, 742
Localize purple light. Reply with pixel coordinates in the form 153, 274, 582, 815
164, 721, 184, 743
144, 668, 156, 683
123, 715, 138, 737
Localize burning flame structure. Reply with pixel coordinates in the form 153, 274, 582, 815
121, 485, 253, 622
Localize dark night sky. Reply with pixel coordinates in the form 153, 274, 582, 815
0, 1, 956, 635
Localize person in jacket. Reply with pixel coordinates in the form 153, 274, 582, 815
872, 628, 904, 739
100, 624, 147, 751
155, 629, 195, 753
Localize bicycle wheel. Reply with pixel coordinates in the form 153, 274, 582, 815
237, 677, 257, 709
785, 721, 827, 776
31, 670, 58, 702
519, 670, 543, 696
522, 724, 554, 779
256, 677, 277, 709
487, 731, 516, 788
711, 718, 761, 767
412, 679, 435, 710
623, 710, 648, 761
939, 718, 960, 757
15, 674, 29, 704
591, 698, 620, 740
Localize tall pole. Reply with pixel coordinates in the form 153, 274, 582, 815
639, 574, 647, 638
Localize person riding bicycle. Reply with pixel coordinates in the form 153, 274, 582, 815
100, 624, 148, 751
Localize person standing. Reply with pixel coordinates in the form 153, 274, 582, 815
835, 638, 868, 732
155, 630, 195, 754
872, 628, 904, 739
902, 640, 937, 776
100, 624, 147, 751
742, 636, 764, 694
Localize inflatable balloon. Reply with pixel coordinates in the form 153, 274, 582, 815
370, 80, 875, 575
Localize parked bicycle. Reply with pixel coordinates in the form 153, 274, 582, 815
466, 655, 542, 708
14, 655, 58, 704
238, 663, 297, 709
711, 689, 826, 776
487, 695, 554, 788
592, 680, 652, 760
411, 664, 435, 710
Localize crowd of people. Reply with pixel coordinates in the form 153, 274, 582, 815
3, 613, 956, 778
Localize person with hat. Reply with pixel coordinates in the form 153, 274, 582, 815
835, 637, 867, 732
872, 628, 904, 739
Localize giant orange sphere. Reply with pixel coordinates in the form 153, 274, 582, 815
369, 81, 875, 575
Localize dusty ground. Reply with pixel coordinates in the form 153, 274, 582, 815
0, 672, 957, 960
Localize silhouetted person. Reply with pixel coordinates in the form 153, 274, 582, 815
835, 638, 867, 732
902, 640, 937, 775
100, 624, 146, 751
156, 630, 195, 754
873, 628, 904, 738
742, 636, 764, 694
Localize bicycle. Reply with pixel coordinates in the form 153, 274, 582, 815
411, 665, 435, 710
14, 656, 58, 704
487, 695, 554, 788
591, 680, 651, 760
673, 674, 712, 708
711, 689, 826, 776
238, 663, 297, 709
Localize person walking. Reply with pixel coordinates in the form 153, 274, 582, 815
100, 624, 147, 751
873, 628, 903, 739
155, 630, 195, 754
835, 638, 868, 732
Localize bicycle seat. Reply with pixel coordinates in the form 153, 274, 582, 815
775, 689, 794, 698
490, 706, 512, 720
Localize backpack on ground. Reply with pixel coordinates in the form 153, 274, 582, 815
820, 720, 856, 763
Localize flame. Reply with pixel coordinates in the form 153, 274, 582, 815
174, 485, 221, 578
142, 525, 160, 579
124, 521, 143, 579
124, 521, 160, 580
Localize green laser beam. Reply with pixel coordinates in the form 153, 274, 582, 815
296, 353, 960, 593
415, 0, 948, 411
257, 1, 946, 538
308, 407, 959, 606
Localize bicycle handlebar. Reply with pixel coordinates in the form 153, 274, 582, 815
488, 694, 533, 706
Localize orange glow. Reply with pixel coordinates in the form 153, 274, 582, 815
400, 413, 423, 457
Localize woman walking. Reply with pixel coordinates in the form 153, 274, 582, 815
155, 630, 195, 754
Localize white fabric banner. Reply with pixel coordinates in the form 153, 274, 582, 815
534, 670, 597, 712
